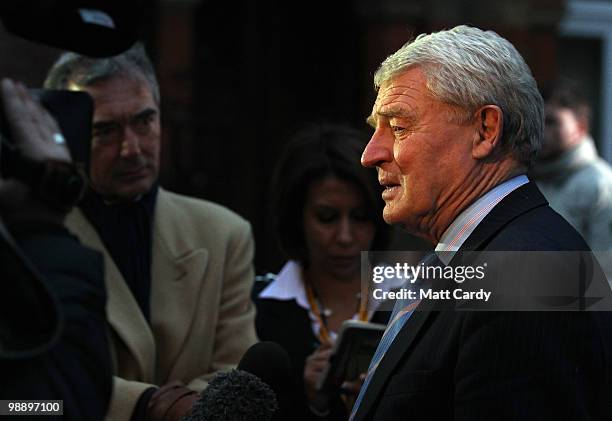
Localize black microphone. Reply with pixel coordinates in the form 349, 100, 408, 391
182, 369, 277, 421
237, 341, 295, 421
183, 342, 295, 421
237, 342, 293, 394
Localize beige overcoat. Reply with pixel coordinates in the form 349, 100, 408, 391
66, 188, 258, 420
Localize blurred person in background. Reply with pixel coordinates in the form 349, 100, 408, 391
43, 43, 257, 421
530, 78, 612, 252
253, 123, 392, 420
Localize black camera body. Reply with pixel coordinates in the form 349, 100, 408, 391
0, 90, 93, 211
0, 89, 93, 177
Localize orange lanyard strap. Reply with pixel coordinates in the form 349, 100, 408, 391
305, 282, 331, 345
358, 278, 369, 322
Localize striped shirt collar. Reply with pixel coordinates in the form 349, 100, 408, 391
435, 175, 529, 264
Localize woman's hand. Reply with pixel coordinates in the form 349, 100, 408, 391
303, 342, 334, 412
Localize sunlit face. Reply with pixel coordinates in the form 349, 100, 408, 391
76, 75, 160, 201
302, 176, 376, 281
361, 67, 477, 237
541, 105, 585, 159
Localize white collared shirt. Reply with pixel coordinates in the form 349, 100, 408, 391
259, 260, 403, 341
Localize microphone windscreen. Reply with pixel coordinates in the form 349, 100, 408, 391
237, 342, 295, 421
237, 341, 293, 393
183, 369, 278, 421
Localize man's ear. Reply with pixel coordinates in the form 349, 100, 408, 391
472, 105, 503, 159
576, 114, 589, 138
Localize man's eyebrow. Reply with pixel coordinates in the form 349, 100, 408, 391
93, 108, 158, 129
378, 106, 417, 120
366, 106, 417, 128
130, 108, 158, 122
92, 120, 118, 131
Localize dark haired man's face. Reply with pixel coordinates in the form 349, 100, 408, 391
76, 75, 160, 201
541, 105, 586, 160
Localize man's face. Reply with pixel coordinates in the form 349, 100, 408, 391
541, 105, 585, 159
77, 75, 160, 201
361, 67, 477, 238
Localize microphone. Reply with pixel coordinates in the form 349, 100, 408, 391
182, 369, 277, 421
237, 342, 295, 421
237, 342, 293, 393
183, 342, 295, 421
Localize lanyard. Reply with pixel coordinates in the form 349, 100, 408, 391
305, 281, 332, 345
304, 279, 369, 346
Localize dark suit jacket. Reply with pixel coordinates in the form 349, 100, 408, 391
253, 279, 332, 421
353, 182, 612, 421
1, 225, 112, 421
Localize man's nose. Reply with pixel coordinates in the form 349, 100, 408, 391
120, 126, 142, 158
361, 128, 393, 168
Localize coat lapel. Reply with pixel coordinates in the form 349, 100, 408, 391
354, 298, 437, 421
150, 189, 209, 382
459, 182, 548, 251
354, 182, 549, 420
65, 208, 156, 381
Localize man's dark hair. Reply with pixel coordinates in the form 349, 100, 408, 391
270, 123, 390, 263
540, 78, 591, 127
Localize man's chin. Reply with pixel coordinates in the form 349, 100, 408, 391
103, 180, 155, 202
383, 206, 425, 236
382, 205, 403, 225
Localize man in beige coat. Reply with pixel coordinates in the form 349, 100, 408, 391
44, 43, 258, 421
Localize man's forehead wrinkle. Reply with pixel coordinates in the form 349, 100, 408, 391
377, 96, 419, 120
379, 82, 422, 101
375, 81, 423, 113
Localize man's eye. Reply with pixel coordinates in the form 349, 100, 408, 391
142, 114, 155, 125
133, 114, 155, 132
391, 125, 405, 134
93, 126, 119, 141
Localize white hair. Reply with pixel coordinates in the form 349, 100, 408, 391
374, 25, 543, 166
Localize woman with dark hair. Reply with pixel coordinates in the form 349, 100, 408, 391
253, 123, 392, 420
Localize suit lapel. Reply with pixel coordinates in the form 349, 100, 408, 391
354, 298, 437, 421
65, 208, 156, 381
354, 182, 548, 420
150, 189, 209, 381
459, 182, 548, 251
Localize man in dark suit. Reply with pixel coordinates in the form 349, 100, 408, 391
351, 25, 612, 420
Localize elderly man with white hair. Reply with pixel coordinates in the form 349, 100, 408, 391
350, 25, 612, 421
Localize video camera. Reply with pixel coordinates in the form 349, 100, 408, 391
0, 90, 93, 178
0, 0, 143, 180
0, 0, 143, 355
